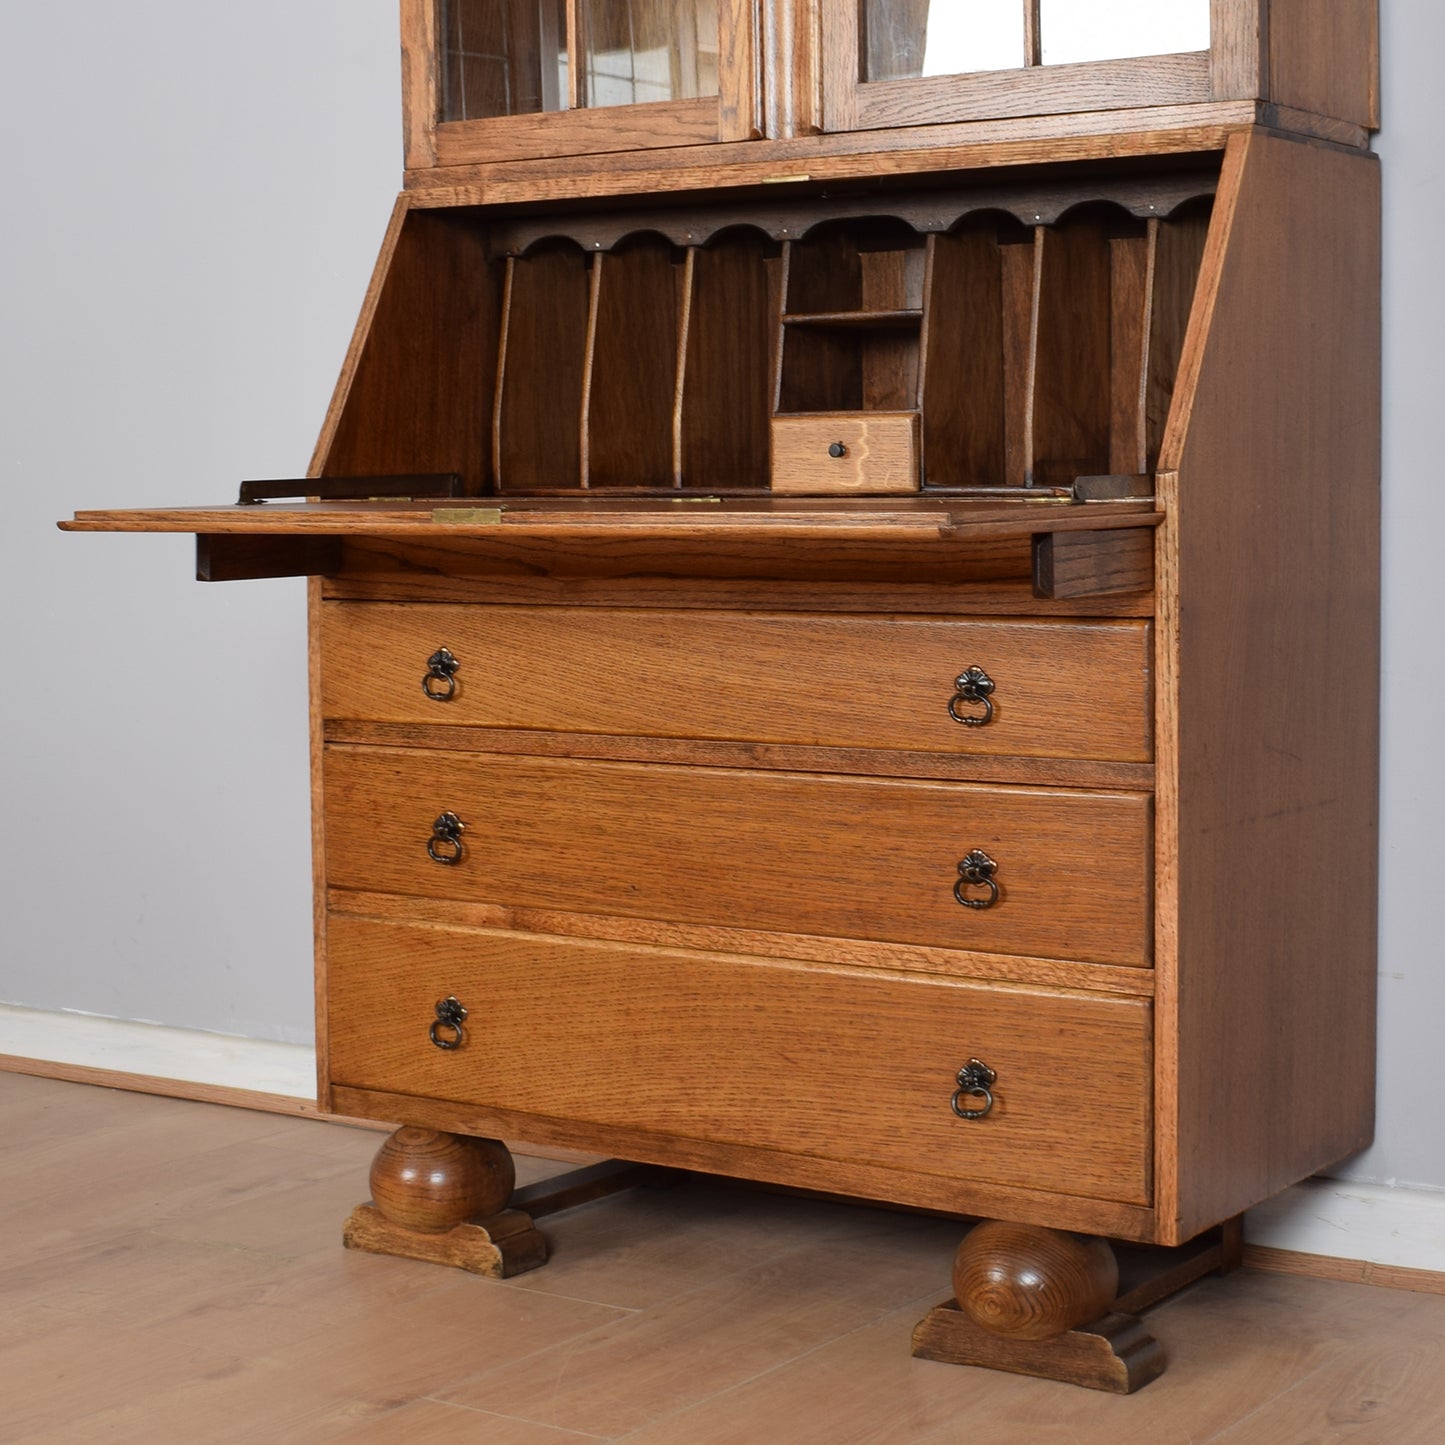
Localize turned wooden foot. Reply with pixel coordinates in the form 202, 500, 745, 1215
343, 1127, 547, 1278
913, 1220, 1162, 1393
913, 1217, 1242, 1392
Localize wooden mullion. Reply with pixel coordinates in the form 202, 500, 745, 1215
400, 0, 441, 168
566, 0, 582, 109
719, 0, 763, 141
1024, 0, 1042, 68
818, 0, 860, 132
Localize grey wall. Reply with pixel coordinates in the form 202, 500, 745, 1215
1, 0, 397, 1042
2, 3, 1441, 1186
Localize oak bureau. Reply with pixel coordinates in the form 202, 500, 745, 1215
65, 0, 1380, 1391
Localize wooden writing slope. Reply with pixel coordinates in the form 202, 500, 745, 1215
64, 0, 1379, 1393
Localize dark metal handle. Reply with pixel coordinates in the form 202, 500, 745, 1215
428, 811, 466, 865
951, 1059, 997, 1119
948, 666, 995, 727
954, 849, 999, 909
429, 996, 467, 1050
423, 647, 460, 702
828, 441, 848, 458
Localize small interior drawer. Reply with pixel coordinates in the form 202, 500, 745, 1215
326, 915, 1153, 1206
324, 748, 1153, 966
320, 605, 1153, 763
770, 412, 920, 494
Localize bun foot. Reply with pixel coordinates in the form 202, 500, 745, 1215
343, 1128, 546, 1278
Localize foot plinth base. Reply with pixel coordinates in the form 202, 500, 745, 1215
343, 1201, 547, 1278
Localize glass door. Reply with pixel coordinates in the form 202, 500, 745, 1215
408, 0, 759, 168
826, 0, 1229, 135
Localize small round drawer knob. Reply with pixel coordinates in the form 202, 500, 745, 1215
954, 849, 1000, 909
828, 441, 848, 458
949, 666, 996, 727
423, 647, 460, 702
428, 811, 466, 865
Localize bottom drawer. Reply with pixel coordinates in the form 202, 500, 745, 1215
327, 915, 1152, 1207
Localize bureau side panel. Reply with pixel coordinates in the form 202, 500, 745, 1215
1159, 130, 1380, 1243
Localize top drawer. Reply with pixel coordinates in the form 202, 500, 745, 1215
320, 605, 1152, 763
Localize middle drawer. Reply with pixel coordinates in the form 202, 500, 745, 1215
324, 747, 1152, 966
320, 604, 1153, 763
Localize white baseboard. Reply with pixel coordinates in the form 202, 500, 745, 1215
1246, 1176, 1445, 1275
3, 1004, 1443, 1278
0, 1002, 314, 1101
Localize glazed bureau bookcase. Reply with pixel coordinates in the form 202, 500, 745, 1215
65, 0, 1380, 1392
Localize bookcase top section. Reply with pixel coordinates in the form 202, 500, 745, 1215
398, 1, 1377, 204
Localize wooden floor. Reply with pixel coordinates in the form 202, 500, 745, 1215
4, 1073, 1443, 1443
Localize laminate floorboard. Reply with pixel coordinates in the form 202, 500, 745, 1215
2, 1073, 1441, 1443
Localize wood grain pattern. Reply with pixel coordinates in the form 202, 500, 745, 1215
368, 1126, 515, 1231
343, 1203, 547, 1276
920, 224, 1007, 488
1108, 226, 1152, 476
586, 239, 680, 488
329, 886, 1157, 998
770, 412, 919, 492
1267, 0, 1378, 129
329, 1080, 1156, 1238
1155, 131, 1380, 1243
318, 604, 1154, 762
952, 1222, 1118, 1341
323, 746, 1154, 965
320, 209, 495, 494
320, 532, 1155, 617
678, 234, 778, 489
325, 914, 1154, 1205
322, 725, 1155, 793
494, 242, 591, 490
911, 1303, 1164, 1393
1032, 212, 1111, 486
399, 0, 440, 170
1033, 527, 1155, 600
403, 105, 1362, 207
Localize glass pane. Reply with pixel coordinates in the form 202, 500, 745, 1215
441, 0, 569, 121
579, 0, 719, 108
1040, 0, 1210, 66
863, 0, 1024, 82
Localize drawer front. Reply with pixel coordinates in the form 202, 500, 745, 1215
326, 916, 1153, 1206
321, 605, 1153, 763
771, 412, 920, 494
325, 748, 1152, 965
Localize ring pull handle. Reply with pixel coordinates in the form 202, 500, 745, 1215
951, 1059, 997, 1120
429, 996, 468, 1050
423, 647, 460, 702
948, 666, 995, 727
954, 849, 1000, 909
427, 811, 466, 865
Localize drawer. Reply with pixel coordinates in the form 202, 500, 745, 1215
324, 748, 1152, 966
770, 411, 919, 494
326, 915, 1153, 1206
321, 605, 1153, 763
